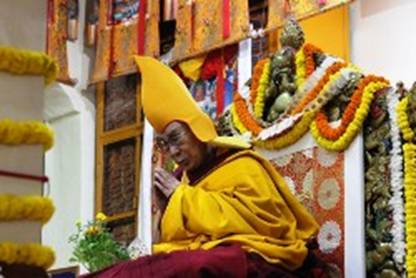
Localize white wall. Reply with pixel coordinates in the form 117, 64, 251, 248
44, 112, 82, 268
43, 84, 95, 270
350, 0, 416, 87
39, 0, 97, 270
0, 0, 46, 50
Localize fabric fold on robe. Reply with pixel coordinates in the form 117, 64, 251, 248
154, 150, 319, 271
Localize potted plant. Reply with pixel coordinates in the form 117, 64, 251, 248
68, 213, 130, 272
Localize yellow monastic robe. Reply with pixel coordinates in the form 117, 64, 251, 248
153, 150, 319, 270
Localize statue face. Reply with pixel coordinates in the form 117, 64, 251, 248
279, 19, 305, 50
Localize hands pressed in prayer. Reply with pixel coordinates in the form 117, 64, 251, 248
154, 167, 180, 198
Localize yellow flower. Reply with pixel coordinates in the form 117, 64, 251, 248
86, 226, 100, 236
86, 225, 101, 236
96, 212, 107, 222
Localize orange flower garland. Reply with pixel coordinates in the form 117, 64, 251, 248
250, 59, 269, 105
311, 81, 390, 151
292, 61, 347, 115
233, 93, 263, 135
303, 43, 323, 77
314, 75, 389, 140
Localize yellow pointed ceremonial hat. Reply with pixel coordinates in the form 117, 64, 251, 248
134, 56, 250, 149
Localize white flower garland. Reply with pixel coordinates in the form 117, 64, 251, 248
296, 56, 341, 99
256, 113, 302, 141
387, 88, 406, 265
303, 66, 359, 112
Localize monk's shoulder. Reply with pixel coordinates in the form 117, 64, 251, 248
220, 150, 267, 174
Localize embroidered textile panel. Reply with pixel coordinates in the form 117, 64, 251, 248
271, 146, 345, 276
91, 0, 160, 82
173, 0, 249, 61
47, 0, 73, 84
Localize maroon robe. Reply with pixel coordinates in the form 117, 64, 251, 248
81, 245, 326, 278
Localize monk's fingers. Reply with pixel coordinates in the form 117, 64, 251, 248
154, 171, 167, 184
157, 168, 172, 180
155, 167, 168, 176
154, 178, 169, 190
154, 181, 170, 197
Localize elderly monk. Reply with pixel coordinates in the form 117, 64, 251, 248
85, 57, 321, 278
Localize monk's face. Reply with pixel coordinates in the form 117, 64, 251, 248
156, 121, 208, 171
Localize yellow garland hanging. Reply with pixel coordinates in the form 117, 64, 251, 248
0, 46, 58, 85
231, 104, 248, 134
397, 96, 415, 142
295, 46, 306, 88
0, 119, 54, 150
254, 61, 271, 119
0, 242, 55, 269
403, 143, 416, 276
310, 81, 389, 151
0, 194, 55, 224
254, 111, 315, 150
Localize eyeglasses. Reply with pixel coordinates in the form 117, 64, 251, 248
155, 129, 187, 152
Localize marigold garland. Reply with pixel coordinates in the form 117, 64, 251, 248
403, 143, 416, 276
0, 119, 54, 150
287, 56, 339, 116
303, 43, 323, 77
292, 61, 347, 115
0, 242, 55, 269
295, 46, 306, 88
0, 46, 58, 85
250, 59, 269, 104
254, 61, 271, 119
254, 111, 315, 150
0, 194, 55, 224
230, 104, 248, 134
397, 96, 415, 142
303, 68, 347, 113
314, 75, 389, 140
310, 81, 390, 151
233, 93, 263, 135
